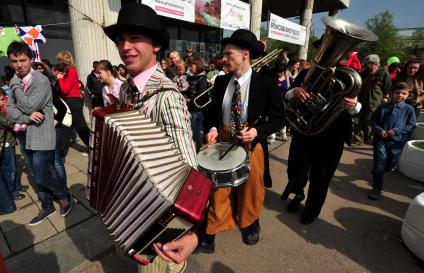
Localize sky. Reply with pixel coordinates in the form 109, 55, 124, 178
307, 0, 424, 36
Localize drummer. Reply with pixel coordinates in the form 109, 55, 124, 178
200, 29, 285, 252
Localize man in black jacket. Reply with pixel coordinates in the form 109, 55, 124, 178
200, 29, 285, 252
86, 61, 104, 108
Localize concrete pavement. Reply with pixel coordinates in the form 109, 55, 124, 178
1, 138, 423, 273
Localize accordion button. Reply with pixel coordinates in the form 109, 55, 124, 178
188, 185, 193, 191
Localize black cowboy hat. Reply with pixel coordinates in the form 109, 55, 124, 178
103, 3, 169, 50
221, 29, 264, 59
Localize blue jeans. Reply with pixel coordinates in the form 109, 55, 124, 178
54, 126, 67, 186
190, 111, 204, 152
0, 174, 16, 214
2, 146, 18, 197
18, 133, 68, 211
372, 139, 404, 191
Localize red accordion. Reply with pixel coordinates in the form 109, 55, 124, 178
87, 104, 212, 264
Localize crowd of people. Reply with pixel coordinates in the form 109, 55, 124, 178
0, 3, 423, 272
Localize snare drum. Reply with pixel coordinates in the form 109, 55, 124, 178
197, 142, 250, 188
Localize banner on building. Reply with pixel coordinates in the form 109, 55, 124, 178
220, 0, 250, 31
195, 0, 221, 27
267, 13, 306, 46
142, 0, 195, 23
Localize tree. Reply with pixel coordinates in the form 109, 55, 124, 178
359, 11, 403, 63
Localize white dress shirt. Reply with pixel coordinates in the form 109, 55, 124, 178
222, 68, 252, 128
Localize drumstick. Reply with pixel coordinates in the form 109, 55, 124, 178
219, 116, 262, 160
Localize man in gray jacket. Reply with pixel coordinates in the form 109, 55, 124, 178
6, 41, 72, 226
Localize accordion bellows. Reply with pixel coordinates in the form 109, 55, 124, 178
87, 104, 212, 264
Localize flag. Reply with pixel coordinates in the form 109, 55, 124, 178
18, 25, 46, 62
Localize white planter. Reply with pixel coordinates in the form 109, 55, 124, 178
402, 192, 424, 261
411, 123, 424, 140
418, 110, 424, 123
399, 141, 424, 183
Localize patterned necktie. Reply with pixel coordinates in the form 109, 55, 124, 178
230, 79, 243, 139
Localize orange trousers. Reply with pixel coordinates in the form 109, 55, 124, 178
206, 125, 265, 234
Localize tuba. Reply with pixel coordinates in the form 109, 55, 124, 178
287, 16, 378, 135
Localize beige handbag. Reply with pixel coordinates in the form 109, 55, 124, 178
53, 98, 72, 127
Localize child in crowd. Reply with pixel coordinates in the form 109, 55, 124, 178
368, 82, 417, 200
172, 60, 189, 96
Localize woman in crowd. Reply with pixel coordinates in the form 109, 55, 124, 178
206, 56, 221, 86
168, 51, 182, 78
187, 56, 208, 151
56, 50, 90, 147
95, 60, 123, 106
116, 63, 128, 82
395, 59, 424, 118
286, 57, 301, 80
172, 60, 189, 94
160, 58, 174, 79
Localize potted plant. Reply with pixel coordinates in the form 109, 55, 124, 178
412, 122, 424, 140
399, 140, 424, 183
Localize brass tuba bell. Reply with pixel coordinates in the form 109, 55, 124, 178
287, 16, 378, 135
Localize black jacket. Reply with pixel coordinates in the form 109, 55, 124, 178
205, 70, 286, 187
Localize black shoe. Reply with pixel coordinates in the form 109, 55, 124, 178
13, 192, 25, 201
368, 189, 382, 200
194, 234, 215, 254
58, 194, 73, 216
241, 220, 261, 245
28, 208, 55, 226
300, 211, 316, 225
287, 195, 304, 213
194, 241, 215, 254
18, 185, 29, 192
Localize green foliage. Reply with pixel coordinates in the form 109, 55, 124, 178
359, 11, 403, 62
412, 141, 424, 150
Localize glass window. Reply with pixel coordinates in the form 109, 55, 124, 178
0, 3, 25, 23
181, 28, 199, 42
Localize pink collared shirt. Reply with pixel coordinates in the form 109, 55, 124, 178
22, 69, 35, 92
131, 63, 158, 92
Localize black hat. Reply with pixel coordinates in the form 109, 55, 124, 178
103, 3, 169, 50
221, 29, 264, 59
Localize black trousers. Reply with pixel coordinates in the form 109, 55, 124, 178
284, 129, 345, 217
63, 97, 90, 147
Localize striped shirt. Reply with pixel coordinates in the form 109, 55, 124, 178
120, 64, 198, 168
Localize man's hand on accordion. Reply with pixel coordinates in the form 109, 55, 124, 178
152, 231, 198, 264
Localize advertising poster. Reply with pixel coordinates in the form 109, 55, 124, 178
220, 0, 250, 31
142, 0, 195, 23
267, 13, 307, 46
195, 0, 221, 27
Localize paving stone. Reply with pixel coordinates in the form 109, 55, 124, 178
0, 204, 39, 232
5, 216, 112, 273
5, 220, 57, 253
68, 171, 89, 188
0, 233, 11, 258
69, 183, 98, 215
13, 193, 34, 208
49, 201, 93, 232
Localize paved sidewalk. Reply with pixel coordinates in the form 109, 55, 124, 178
1, 138, 423, 273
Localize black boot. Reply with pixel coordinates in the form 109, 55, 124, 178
287, 194, 304, 212
195, 234, 215, 253
241, 219, 261, 245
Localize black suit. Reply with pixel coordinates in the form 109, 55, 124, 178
205, 70, 286, 187
283, 69, 354, 218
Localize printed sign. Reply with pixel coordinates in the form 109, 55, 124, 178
220, 0, 250, 31
267, 13, 306, 46
142, 0, 195, 22
195, 0, 221, 27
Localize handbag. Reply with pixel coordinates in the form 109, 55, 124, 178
53, 98, 72, 127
